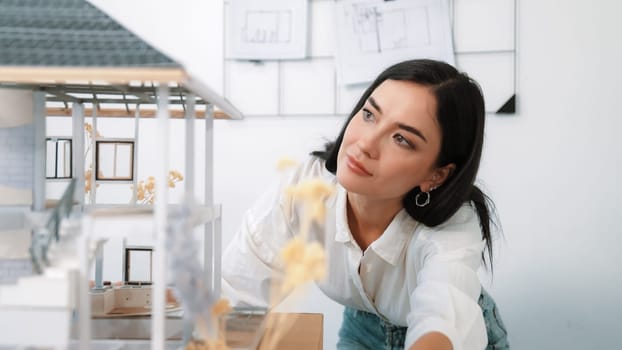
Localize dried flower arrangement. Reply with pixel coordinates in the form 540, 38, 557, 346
184, 157, 333, 349
83, 122, 101, 202
132, 170, 184, 205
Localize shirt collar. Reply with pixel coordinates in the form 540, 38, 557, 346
333, 185, 418, 265
334, 185, 351, 243
370, 209, 417, 265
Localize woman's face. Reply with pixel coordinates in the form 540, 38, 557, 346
336, 79, 449, 201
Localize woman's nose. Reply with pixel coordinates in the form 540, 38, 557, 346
357, 131, 380, 159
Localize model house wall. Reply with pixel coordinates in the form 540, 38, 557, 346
0, 89, 34, 206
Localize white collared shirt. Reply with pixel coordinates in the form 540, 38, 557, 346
222, 157, 487, 350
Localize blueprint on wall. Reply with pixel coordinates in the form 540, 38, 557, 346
223, 0, 517, 115
227, 0, 308, 60
335, 0, 454, 85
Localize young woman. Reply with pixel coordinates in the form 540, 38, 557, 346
222, 59, 508, 350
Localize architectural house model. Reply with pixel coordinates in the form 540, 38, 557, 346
0, 0, 241, 348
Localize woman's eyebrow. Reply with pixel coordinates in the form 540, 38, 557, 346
368, 96, 428, 143
368, 96, 382, 114
397, 123, 428, 143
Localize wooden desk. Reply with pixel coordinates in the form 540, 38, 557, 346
260, 313, 323, 350
85, 312, 323, 349
226, 313, 323, 350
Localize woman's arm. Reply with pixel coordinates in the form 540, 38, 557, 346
404, 205, 488, 350
222, 158, 327, 307
409, 332, 453, 350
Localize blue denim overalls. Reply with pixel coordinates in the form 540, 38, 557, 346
337, 288, 509, 350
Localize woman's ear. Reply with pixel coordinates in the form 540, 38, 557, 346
422, 163, 456, 192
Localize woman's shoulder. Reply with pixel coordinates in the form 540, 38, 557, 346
245, 156, 333, 226
414, 204, 483, 250
285, 156, 336, 185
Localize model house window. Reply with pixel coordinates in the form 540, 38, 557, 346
124, 246, 152, 285
46, 138, 72, 179
96, 140, 134, 181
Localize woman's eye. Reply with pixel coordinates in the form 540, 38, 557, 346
361, 108, 374, 121
393, 134, 414, 148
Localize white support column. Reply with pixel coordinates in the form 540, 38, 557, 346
185, 94, 195, 197
94, 243, 104, 289
213, 204, 221, 298
152, 85, 170, 350
32, 91, 46, 212
89, 106, 97, 205
182, 93, 196, 345
131, 105, 140, 204
72, 102, 85, 206
204, 103, 214, 295
78, 216, 92, 350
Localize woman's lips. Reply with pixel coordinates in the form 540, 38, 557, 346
346, 155, 372, 176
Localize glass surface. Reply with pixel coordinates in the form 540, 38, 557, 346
58, 139, 72, 178
46, 139, 56, 178
127, 249, 151, 282
97, 141, 134, 180
46, 138, 72, 179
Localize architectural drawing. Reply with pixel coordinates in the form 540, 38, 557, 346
243, 10, 292, 44
335, 0, 454, 85
351, 4, 431, 53
227, 0, 308, 60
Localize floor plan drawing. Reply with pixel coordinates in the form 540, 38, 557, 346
351, 4, 431, 53
243, 10, 292, 44
335, 0, 454, 85
227, 0, 308, 60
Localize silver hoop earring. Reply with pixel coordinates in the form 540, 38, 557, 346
415, 191, 430, 207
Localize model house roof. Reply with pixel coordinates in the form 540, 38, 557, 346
0, 0, 178, 68
0, 0, 241, 119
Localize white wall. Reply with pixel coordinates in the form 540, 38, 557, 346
85, 0, 622, 349
478, 1, 622, 349
88, 0, 223, 95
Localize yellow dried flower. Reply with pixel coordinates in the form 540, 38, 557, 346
280, 237, 326, 293
281, 236, 306, 264
84, 168, 96, 194
84, 123, 101, 138
211, 298, 232, 317
276, 157, 299, 171
302, 242, 326, 280
133, 171, 184, 204
169, 170, 184, 181
286, 179, 335, 224
310, 201, 327, 223
276, 173, 333, 298
84, 170, 91, 192
289, 178, 335, 200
